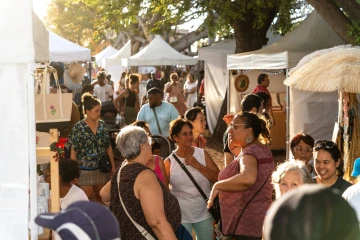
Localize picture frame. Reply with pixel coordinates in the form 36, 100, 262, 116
234, 74, 249, 92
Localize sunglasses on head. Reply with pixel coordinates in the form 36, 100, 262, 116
314, 140, 336, 150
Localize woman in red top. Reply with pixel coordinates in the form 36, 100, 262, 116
208, 112, 274, 240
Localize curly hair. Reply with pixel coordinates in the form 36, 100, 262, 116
59, 159, 81, 183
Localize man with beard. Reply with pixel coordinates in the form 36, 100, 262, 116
137, 87, 179, 138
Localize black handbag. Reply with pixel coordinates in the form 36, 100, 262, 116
99, 153, 112, 173
172, 153, 221, 222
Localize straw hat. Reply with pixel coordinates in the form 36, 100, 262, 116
68, 62, 85, 84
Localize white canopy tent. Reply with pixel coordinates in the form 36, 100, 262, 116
122, 35, 198, 66
102, 41, 132, 94
49, 31, 91, 62
198, 31, 282, 134
0, 7, 48, 240
94, 45, 118, 66
226, 10, 344, 148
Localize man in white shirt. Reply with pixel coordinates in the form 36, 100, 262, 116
93, 71, 114, 102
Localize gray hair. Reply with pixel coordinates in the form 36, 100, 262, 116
271, 160, 313, 199
116, 126, 148, 160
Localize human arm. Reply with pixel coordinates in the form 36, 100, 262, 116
164, 159, 171, 189
100, 180, 111, 206
207, 155, 258, 207
135, 170, 177, 240
135, 91, 140, 112
164, 82, 172, 93
113, 89, 127, 113
184, 149, 219, 183
106, 145, 116, 175
70, 148, 76, 161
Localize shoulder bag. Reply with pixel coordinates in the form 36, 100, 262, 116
152, 108, 163, 135
172, 153, 221, 222
35, 65, 73, 132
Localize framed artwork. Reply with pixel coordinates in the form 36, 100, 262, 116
234, 74, 249, 92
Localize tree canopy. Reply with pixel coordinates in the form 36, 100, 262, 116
306, 0, 360, 45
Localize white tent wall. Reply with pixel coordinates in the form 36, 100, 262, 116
204, 60, 229, 134
229, 71, 286, 114
290, 89, 338, 141
0, 1, 46, 239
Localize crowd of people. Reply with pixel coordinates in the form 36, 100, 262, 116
37, 69, 360, 240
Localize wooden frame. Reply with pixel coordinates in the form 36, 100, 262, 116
234, 74, 250, 92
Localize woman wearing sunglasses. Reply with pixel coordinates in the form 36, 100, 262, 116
290, 132, 315, 176
313, 140, 351, 194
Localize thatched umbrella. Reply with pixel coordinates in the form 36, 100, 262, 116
284, 45, 360, 180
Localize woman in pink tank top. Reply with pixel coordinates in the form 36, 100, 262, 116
130, 121, 168, 186
207, 112, 274, 240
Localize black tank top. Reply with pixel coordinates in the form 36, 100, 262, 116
110, 163, 181, 239
125, 89, 136, 107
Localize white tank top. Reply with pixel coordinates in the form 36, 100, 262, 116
169, 147, 212, 223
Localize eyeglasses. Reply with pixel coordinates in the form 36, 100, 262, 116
314, 140, 336, 150
293, 147, 312, 153
43, 173, 51, 178
230, 123, 246, 129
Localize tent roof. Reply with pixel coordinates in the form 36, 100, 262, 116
94, 46, 118, 66
199, 30, 281, 61
105, 40, 131, 66
49, 31, 91, 62
122, 35, 198, 66
227, 10, 345, 69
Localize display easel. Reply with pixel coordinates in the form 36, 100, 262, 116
35, 129, 60, 240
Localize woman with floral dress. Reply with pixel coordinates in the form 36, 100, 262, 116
68, 93, 115, 202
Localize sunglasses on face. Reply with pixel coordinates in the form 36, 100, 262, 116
314, 140, 336, 150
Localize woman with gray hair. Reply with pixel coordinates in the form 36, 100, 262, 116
100, 126, 181, 239
271, 160, 313, 199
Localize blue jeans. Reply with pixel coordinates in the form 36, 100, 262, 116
182, 217, 214, 240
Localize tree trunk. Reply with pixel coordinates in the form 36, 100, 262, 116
212, 8, 277, 141
171, 28, 209, 52
307, 0, 353, 43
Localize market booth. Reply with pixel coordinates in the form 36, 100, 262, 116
121, 35, 198, 102
0, 6, 49, 239
226, 10, 344, 153
198, 31, 281, 134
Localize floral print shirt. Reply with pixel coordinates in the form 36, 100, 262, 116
68, 120, 111, 170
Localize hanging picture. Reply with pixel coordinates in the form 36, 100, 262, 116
234, 74, 249, 92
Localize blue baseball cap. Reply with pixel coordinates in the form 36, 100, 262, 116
35, 201, 120, 240
351, 158, 360, 177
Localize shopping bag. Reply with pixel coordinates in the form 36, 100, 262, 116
35, 65, 73, 132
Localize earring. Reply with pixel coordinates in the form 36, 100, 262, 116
246, 136, 252, 143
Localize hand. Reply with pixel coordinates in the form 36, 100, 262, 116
222, 114, 234, 125
110, 167, 116, 176
184, 155, 201, 169
207, 185, 220, 208
120, 111, 125, 117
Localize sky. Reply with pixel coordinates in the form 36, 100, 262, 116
33, 0, 51, 21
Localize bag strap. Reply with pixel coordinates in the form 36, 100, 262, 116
171, 152, 208, 201
152, 107, 163, 135
230, 171, 271, 235
117, 165, 155, 240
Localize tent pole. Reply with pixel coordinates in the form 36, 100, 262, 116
28, 63, 38, 240
285, 69, 290, 160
